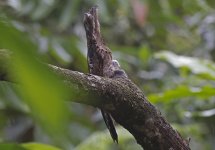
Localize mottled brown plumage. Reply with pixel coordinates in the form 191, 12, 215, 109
84, 6, 118, 143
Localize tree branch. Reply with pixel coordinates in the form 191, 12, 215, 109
0, 49, 190, 149
82, 7, 190, 149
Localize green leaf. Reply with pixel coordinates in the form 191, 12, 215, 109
185, 108, 215, 118
22, 143, 61, 150
75, 127, 142, 150
58, 0, 80, 31
31, 0, 57, 20
0, 143, 26, 150
0, 18, 70, 141
0, 143, 62, 150
148, 85, 215, 103
155, 51, 215, 80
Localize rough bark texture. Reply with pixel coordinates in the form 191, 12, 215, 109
81, 7, 191, 149
0, 6, 191, 150
0, 61, 190, 149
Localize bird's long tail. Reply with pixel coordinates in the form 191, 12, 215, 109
101, 109, 118, 143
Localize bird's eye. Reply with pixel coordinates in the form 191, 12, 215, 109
112, 60, 120, 67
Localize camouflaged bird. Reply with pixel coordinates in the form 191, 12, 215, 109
83, 6, 127, 143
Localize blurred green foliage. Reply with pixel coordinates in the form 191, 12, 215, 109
0, 143, 61, 150
0, 0, 215, 149
75, 127, 142, 150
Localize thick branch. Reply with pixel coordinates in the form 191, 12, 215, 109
0, 50, 190, 149
82, 7, 190, 149
0, 7, 191, 149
